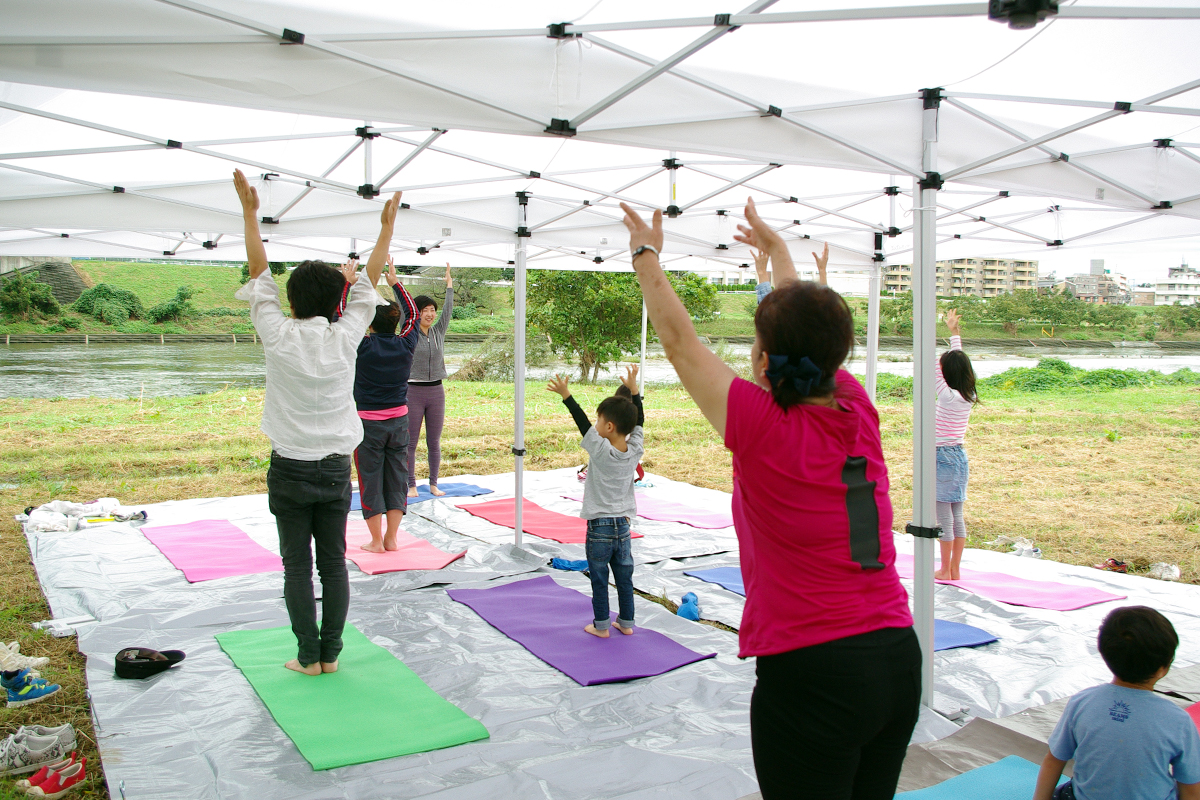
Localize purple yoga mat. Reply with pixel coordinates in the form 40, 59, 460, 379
142, 519, 283, 583
894, 553, 1125, 611
447, 575, 716, 686
563, 492, 733, 529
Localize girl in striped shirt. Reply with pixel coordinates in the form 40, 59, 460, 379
934, 309, 979, 581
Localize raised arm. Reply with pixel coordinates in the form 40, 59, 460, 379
388, 257, 418, 337
434, 263, 453, 335
363, 193, 401, 288
813, 241, 829, 286
621, 203, 734, 438
735, 197, 797, 288
621, 365, 645, 427
547, 374, 591, 437
234, 170, 268, 281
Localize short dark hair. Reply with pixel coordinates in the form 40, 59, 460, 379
1098, 606, 1178, 684
413, 295, 438, 313
614, 384, 633, 399
596, 395, 637, 435
286, 260, 345, 321
371, 301, 400, 335
941, 349, 979, 404
754, 281, 853, 409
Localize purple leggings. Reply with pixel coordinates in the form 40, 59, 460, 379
406, 382, 446, 487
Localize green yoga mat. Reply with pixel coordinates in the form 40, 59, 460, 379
215, 624, 488, 770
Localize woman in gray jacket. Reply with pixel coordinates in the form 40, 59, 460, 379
407, 264, 453, 497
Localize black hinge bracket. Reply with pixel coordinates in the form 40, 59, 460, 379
884, 185, 900, 196
357, 183, 379, 199
545, 118, 576, 136
906, 522, 942, 539
919, 172, 944, 191
355, 126, 380, 139
281, 28, 305, 44
1114, 101, 1132, 113
921, 87, 943, 109
666, 205, 681, 218
512, 447, 527, 456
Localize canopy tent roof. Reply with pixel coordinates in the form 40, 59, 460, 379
1, 0, 1198, 272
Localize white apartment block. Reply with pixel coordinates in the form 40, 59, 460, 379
1156, 264, 1200, 306
884, 257, 1038, 297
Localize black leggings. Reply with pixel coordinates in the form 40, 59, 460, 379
751, 626, 922, 800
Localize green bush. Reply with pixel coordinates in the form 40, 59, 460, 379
0, 271, 60, 319
452, 302, 479, 320
60, 316, 80, 330
1036, 357, 1078, 376
73, 283, 144, 324
451, 332, 552, 381
203, 307, 250, 318
146, 286, 195, 323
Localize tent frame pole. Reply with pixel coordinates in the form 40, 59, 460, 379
912, 93, 940, 708
513, 192, 528, 547
639, 299, 648, 395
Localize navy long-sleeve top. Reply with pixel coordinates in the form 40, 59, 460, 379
353, 282, 420, 411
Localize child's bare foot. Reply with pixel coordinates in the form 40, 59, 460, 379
584, 624, 609, 638
613, 623, 634, 635
934, 568, 952, 581
360, 540, 385, 553
429, 485, 446, 497
383, 532, 399, 551
285, 659, 321, 676
407, 486, 419, 498
320, 660, 338, 674
951, 569, 962, 581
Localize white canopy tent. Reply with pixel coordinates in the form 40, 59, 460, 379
2, 0, 1200, 707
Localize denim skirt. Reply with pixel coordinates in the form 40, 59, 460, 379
935, 444, 969, 503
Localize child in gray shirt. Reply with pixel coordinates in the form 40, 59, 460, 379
546, 366, 644, 638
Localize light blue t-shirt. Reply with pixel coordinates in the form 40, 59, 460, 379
1049, 683, 1200, 800
755, 281, 772, 305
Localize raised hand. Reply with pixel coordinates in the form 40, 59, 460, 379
621, 364, 640, 394
733, 197, 783, 253
751, 247, 770, 283
619, 203, 664, 263
444, 262, 453, 288
381, 192, 402, 228
233, 169, 259, 216
546, 374, 571, 399
945, 308, 962, 335
340, 258, 358, 283
813, 241, 829, 280
385, 255, 399, 286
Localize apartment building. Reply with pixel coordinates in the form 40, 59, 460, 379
884, 257, 1038, 297
1155, 263, 1200, 306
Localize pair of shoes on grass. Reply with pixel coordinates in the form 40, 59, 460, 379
0, 642, 50, 673
2, 668, 61, 708
14, 752, 87, 798
0, 725, 75, 778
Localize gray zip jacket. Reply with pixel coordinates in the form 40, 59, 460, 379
408, 288, 453, 382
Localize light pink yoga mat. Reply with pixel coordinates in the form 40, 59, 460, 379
894, 553, 1125, 611
563, 492, 733, 529
142, 519, 283, 583
458, 498, 642, 544
344, 519, 467, 575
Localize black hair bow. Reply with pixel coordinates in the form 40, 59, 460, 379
765, 354, 824, 396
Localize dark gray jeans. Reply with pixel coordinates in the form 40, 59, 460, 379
267, 452, 351, 666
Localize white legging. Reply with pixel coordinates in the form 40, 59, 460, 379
937, 501, 966, 542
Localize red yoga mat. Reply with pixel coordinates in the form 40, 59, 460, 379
344, 519, 467, 575
894, 553, 1125, 611
457, 498, 643, 544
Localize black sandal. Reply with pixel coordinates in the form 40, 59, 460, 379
114, 647, 186, 679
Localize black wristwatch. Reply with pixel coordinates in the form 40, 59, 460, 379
631, 244, 660, 261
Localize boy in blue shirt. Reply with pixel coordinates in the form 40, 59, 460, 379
1034, 606, 1200, 800
546, 366, 644, 639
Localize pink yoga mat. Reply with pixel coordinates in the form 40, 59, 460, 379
142, 519, 283, 583
894, 553, 1125, 611
1187, 702, 1200, 734
458, 498, 643, 544
563, 492, 733, 529
344, 519, 467, 575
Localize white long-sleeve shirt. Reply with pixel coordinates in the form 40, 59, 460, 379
236, 269, 385, 460
934, 334, 973, 446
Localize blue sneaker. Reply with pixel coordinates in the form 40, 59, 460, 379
2, 669, 61, 708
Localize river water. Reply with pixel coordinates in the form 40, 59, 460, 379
0, 341, 1196, 399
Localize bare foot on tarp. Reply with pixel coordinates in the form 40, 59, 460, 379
285, 659, 321, 676
613, 623, 634, 635
360, 540, 385, 553
429, 485, 446, 496
408, 486, 419, 498
383, 532, 399, 551
584, 624, 609, 638
934, 568, 952, 581
320, 660, 338, 674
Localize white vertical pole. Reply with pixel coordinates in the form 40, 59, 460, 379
866, 259, 881, 402
364, 122, 373, 185
513, 193, 528, 548
912, 94, 941, 707
639, 298, 648, 395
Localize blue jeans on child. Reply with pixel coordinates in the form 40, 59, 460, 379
585, 517, 635, 630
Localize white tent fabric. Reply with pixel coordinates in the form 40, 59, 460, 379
2, 0, 1199, 708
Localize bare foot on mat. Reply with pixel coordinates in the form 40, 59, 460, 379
383, 532, 399, 551
285, 659, 321, 676
360, 540, 385, 554
613, 623, 634, 635
408, 487, 419, 498
584, 624, 609, 638
320, 660, 338, 674
429, 485, 446, 496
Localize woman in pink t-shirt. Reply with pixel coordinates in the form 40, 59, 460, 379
621, 199, 919, 800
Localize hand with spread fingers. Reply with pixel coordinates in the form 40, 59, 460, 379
619, 203, 664, 264
385, 255, 399, 287
546, 374, 572, 399
813, 241, 829, 285
735, 197, 796, 285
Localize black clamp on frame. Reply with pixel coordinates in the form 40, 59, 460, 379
357, 183, 380, 199
919, 172, 945, 191
545, 118, 576, 137
546, 22, 579, 39
921, 87, 943, 109
906, 522, 942, 540
511, 447, 527, 457
666, 205, 681, 218
355, 125, 380, 139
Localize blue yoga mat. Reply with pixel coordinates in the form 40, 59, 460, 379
351, 482, 494, 511
684, 568, 998, 651
897, 755, 1066, 798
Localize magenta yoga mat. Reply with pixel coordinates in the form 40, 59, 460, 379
894, 554, 1125, 611
447, 576, 715, 686
457, 498, 642, 544
344, 519, 466, 575
142, 519, 283, 583
563, 492, 733, 529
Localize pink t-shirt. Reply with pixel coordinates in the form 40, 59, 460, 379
724, 372, 912, 658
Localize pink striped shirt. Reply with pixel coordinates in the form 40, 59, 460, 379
935, 335, 973, 446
